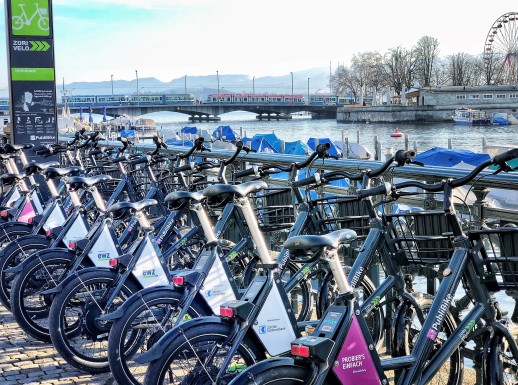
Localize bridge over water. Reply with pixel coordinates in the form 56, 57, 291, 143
65, 103, 339, 121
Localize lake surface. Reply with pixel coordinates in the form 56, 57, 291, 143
140, 110, 518, 155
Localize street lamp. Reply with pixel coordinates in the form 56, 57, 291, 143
290, 72, 293, 102
253, 76, 255, 94
111, 74, 114, 96
216, 70, 220, 103
307, 78, 310, 105
135, 70, 139, 106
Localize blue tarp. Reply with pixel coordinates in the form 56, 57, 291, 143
413, 147, 490, 167
213, 125, 237, 141
120, 130, 135, 138
181, 126, 198, 134
242, 137, 278, 153
253, 133, 281, 152
307, 138, 343, 157
284, 140, 308, 155
165, 139, 194, 147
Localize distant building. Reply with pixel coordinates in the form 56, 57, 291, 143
418, 85, 518, 107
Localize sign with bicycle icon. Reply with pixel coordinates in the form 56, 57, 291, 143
10, 0, 50, 36
5, 0, 57, 147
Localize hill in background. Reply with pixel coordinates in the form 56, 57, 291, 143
0, 68, 332, 101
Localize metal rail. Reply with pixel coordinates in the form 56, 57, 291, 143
80, 139, 518, 225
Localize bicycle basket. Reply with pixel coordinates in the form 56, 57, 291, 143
251, 187, 295, 232
386, 210, 454, 265
314, 196, 371, 237
469, 227, 518, 294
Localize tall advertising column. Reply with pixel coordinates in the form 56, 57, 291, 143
4, 0, 57, 146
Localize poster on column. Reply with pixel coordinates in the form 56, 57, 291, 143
5, 0, 57, 146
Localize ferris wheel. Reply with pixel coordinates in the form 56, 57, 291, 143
484, 12, 518, 85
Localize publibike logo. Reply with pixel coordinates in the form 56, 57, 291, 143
11, 0, 50, 36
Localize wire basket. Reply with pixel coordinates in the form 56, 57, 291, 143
468, 227, 518, 294
251, 187, 295, 232
312, 195, 371, 237
386, 210, 454, 265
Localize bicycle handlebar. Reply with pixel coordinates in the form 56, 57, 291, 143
356, 148, 518, 199
291, 149, 417, 188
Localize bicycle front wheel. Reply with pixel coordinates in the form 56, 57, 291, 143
108, 289, 209, 385
144, 320, 265, 385
485, 329, 518, 385
397, 293, 463, 385
49, 269, 140, 373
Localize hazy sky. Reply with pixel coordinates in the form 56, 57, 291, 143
1, 0, 517, 88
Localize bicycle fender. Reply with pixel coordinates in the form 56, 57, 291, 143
392, 301, 411, 356
0, 221, 32, 233
7, 247, 70, 274
101, 285, 180, 322
134, 316, 229, 364
229, 357, 309, 385
42, 266, 113, 295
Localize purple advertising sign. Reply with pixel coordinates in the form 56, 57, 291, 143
332, 314, 384, 385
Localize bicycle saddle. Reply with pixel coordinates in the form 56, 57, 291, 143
65, 175, 112, 190
0, 173, 24, 185
107, 199, 158, 214
165, 191, 206, 209
42, 166, 83, 179
203, 180, 267, 199
3, 143, 34, 153
284, 229, 358, 254
24, 161, 60, 176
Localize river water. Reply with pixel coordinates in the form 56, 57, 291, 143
144, 110, 518, 155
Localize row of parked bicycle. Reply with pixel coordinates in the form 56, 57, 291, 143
0, 130, 517, 385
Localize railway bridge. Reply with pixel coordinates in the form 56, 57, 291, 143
65, 103, 339, 121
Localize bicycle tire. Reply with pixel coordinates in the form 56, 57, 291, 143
49, 269, 140, 373
229, 361, 310, 385
10, 251, 89, 342
485, 328, 518, 385
0, 234, 51, 310
108, 289, 210, 385
144, 320, 265, 385
395, 293, 463, 385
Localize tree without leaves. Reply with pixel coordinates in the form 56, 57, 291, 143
383, 46, 418, 95
414, 36, 440, 87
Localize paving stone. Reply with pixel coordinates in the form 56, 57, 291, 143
0, 304, 117, 385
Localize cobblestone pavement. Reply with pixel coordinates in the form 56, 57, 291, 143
0, 304, 115, 385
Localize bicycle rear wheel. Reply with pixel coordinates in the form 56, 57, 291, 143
144, 320, 265, 385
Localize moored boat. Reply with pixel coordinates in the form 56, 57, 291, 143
491, 112, 518, 125
452, 107, 490, 125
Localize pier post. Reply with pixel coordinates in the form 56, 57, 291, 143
280, 140, 285, 154
404, 135, 409, 151
357, 131, 360, 144
374, 136, 381, 160
482, 137, 487, 152
448, 138, 452, 149
385, 147, 393, 161
413, 140, 418, 153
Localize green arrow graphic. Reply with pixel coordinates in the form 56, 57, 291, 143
29, 41, 50, 51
